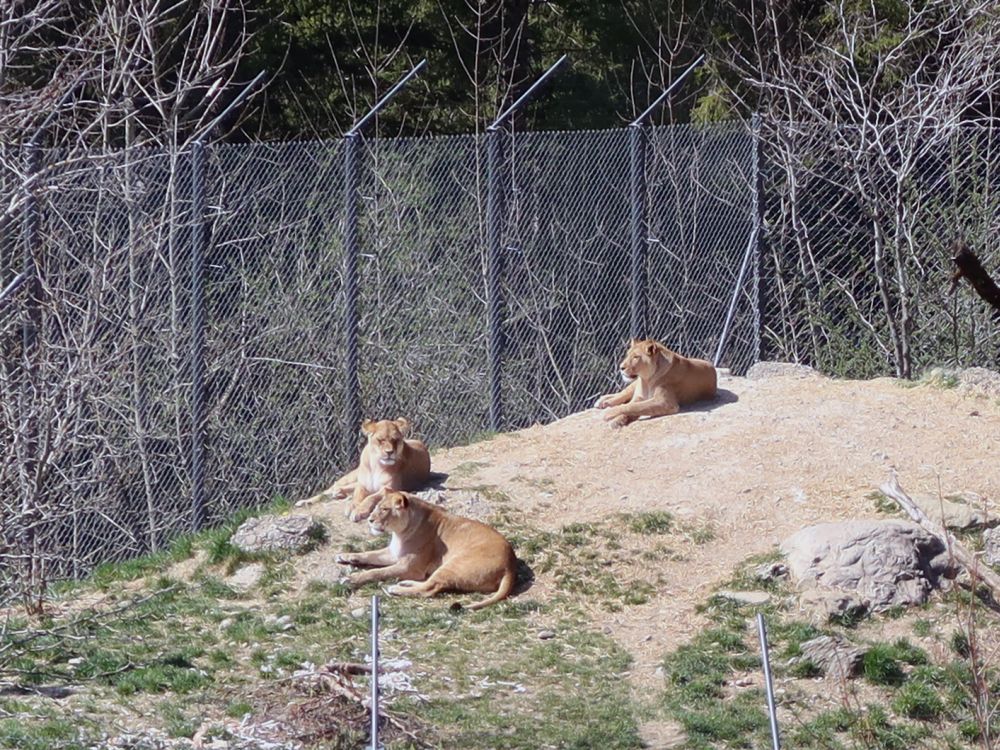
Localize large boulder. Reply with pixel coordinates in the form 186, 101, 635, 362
230, 514, 323, 555
781, 520, 954, 618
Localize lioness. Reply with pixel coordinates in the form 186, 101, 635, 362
303, 418, 431, 522
593, 338, 717, 428
336, 491, 517, 611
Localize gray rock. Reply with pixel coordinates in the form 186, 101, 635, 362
755, 561, 788, 582
227, 562, 265, 592
798, 634, 866, 681
746, 362, 821, 380
910, 491, 989, 531
781, 520, 954, 614
958, 367, 1000, 399
984, 527, 1000, 568
230, 514, 322, 555
715, 590, 772, 606
538, 629, 557, 640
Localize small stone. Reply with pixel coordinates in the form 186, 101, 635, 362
538, 629, 556, 640
715, 589, 772, 606
351, 608, 366, 619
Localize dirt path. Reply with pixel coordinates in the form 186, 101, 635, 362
299, 368, 1000, 694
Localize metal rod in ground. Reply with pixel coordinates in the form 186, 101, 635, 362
370, 594, 380, 750
756, 612, 781, 750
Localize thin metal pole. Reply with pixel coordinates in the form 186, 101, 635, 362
630, 54, 707, 127
713, 225, 757, 368
21, 140, 42, 606
0, 271, 26, 311
343, 134, 362, 459
370, 594, 380, 750
757, 612, 781, 750
629, 124, 648, 339
193, 70, 269, 142
490, 54, 569, 130
190, 141, 208, 530
751, 113, 765, 364
486, 128, 504, 431
347, 60, 428, 137
340, 61, 426, 456
483, 56, 569, 431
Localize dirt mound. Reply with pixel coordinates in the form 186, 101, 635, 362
422, 371, 1000, 688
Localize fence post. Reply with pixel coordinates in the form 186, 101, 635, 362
20, 140, 42, 609
628, 54, 706, 341
190, 140, 208, 531
343, 133, 362, 459
486, 126, 505, 432
484, 54, 569, 432
751, 112, 765, 364
628, 123, 648, 339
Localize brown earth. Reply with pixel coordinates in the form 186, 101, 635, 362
295, 366, 1000, 696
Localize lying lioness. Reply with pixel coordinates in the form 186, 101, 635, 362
302, 418, 431, 521
336, 491, 518, 610
593, 338, 717, 428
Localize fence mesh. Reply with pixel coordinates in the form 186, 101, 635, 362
760, 122, 1000, 378
13, 117, 1000, 602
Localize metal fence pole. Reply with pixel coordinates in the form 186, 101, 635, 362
341, 60, 427, 458
751, 112, 765, 364
190, 141, 208, 531
485, 55, 569, 432
343, 133, 362, 458
486, 126, 505, 432
629, 123, 648, 339
370, 594, 380, 750
757, 612, 781, 750
21, 140, 42, 606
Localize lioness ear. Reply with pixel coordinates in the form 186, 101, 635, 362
393, 417, 410, 436
361, 419, 377, 435
395, 492, 409, 508
646, 342, 657, 357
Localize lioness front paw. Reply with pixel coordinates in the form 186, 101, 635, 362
335, 553, 355, 565
608, 414, 631, 429
593, 394, 613, 409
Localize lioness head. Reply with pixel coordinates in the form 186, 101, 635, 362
368, 491, 410, 536
619, 339, 673, 382
361, 418, 411, 466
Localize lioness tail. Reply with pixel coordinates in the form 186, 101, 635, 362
464, 566, 517, 611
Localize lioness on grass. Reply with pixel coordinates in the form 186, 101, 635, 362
336, 491, 518, 610
593, 338, 718, 428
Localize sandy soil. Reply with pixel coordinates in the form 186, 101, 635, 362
298, 367, 1000, 695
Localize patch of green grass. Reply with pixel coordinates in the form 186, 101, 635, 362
673, 690, 770, 749
869, 490, 902, 516
862, 644, 906, 686
911, 618, 933, 637
0, 717, 90, 750
226, 700, 253, 719
850, 704, 927, 749
620, 511, 674, 535
892, 680, 945, 720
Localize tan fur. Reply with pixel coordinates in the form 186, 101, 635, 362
593, 338, 717, 429
336, 491, 518, 610
303, 418, 431, 521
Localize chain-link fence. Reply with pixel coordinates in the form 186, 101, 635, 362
759, 121, 1000, 378
10, 116, 1000, 604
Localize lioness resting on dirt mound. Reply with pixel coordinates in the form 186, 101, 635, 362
302, 418, 431, 522
336, 491, 518, 611
593, 338, 717, 428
